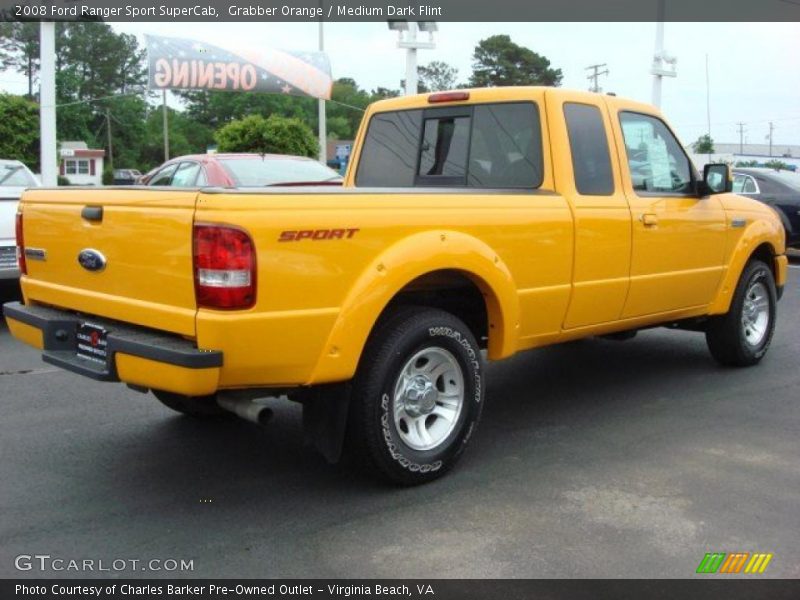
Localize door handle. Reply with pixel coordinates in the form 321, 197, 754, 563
81, 205, 103, 222
640, 213, 658, 227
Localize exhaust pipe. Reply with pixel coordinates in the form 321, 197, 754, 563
217, 393, 273, 426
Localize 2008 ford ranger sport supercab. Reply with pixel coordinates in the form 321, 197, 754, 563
3, 88, 788, 484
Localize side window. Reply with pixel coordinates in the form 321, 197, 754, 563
148, 164, 178, 186
732, 174, 746, 193
355, 110, 422, 187
195, 167, 207, 187
469, 103, 542, 188
743, 176, 758, 194
619, 112, 693, 194
564, 103, 614, 195
418, 114, 470, 182
170, 162, 201, 187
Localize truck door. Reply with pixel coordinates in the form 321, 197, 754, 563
546, 91, 632, 329
609, 108, 726, 318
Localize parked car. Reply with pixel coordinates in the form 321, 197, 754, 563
0, 159, 39, 280
139, 153, 343, 187
112, 169, 142, 185
733, 168, 800, 247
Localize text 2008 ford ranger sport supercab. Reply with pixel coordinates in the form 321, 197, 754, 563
3, 88, 788, 484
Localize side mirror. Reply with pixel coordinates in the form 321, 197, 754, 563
700, 163, 732, 196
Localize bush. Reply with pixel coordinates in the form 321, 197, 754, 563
214, 114, 318, 158
0, 93, 40, 171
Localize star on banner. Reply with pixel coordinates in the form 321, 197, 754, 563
281, 84, 292, 94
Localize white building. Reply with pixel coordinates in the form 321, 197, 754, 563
59, 141, 105, 186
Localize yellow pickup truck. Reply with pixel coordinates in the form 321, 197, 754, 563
3, 87, 788, 484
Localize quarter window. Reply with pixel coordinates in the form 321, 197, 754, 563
564, 103, 614, 195
619, 112, 693, 194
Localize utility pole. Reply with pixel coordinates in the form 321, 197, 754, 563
105, 108, 114, 174
318, 2, 327, 165
767, 122, 774, 157
162, 89, 169, 161
39, 22, 57, 186
586, 63, 609, 93
736, 122, 746, 154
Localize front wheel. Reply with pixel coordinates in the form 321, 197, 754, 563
346, 306, 485, 485
706, 259, 777, 367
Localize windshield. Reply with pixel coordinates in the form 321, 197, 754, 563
218, 157, 342, 187
0, 164, 36, 187
769, 170, 800, 192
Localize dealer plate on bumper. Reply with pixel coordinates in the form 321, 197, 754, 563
76, 322, 109, 365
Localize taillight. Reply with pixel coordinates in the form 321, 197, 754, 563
193, 224, 256, 310
16, 212, 26, 275
428, 91, 470, 103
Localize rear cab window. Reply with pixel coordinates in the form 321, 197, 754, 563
356, 102, 543, 189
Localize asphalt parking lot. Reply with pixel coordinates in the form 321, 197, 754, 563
1, 263, 798, 579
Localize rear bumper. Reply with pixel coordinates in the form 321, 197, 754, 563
2, 301, 223, 396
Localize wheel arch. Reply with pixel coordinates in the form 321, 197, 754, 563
306, 230, 520, 384
708, 217, 783, 315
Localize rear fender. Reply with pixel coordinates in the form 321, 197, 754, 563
307, 230, 519, 384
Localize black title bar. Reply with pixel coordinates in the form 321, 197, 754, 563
5, 579, 800, 600
1, 0, 799, 22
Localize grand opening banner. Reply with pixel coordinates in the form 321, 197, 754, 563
146, 34, 333, 99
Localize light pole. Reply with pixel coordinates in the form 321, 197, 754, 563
389, 21, 437, 96
650, 0, 677, 108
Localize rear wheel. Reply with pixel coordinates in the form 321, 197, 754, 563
152, 390, 227, 418
706, 259, 777, 367
346, 306, 485, 485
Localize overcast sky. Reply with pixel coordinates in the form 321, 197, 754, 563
2, 21, 798, 147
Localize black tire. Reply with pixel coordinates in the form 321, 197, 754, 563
706, 259, 777, 367
346, 306, 485, 485
152, 390, 227, 418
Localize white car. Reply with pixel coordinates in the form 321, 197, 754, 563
1, 159, 40, 280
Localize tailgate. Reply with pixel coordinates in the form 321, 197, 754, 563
19, 188, 199, 336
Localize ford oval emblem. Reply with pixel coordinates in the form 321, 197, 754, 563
77, 249, 107, 272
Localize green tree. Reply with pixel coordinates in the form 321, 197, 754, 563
0, 93, 39, 170
0, 22, 40, 98
417, 61, 459, 92
215, 114, 318, 157
469, 35, 562, 87
692, 134, 715, 154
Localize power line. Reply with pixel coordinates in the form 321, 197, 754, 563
586, 63, 609, 93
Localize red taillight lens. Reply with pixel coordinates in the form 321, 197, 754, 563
193, 224, 256, 310
428, 91, 470, 103
15, 212, 26, 275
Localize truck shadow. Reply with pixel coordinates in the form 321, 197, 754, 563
88, 329, 718, 503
